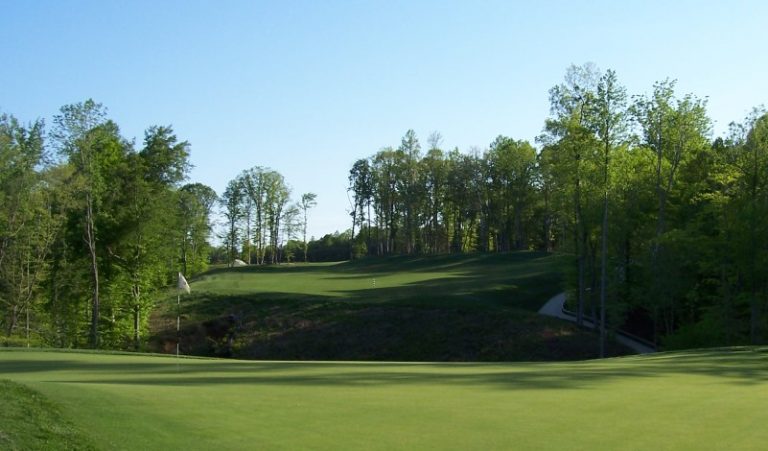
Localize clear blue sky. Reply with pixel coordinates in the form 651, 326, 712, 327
2, 0, 766, 239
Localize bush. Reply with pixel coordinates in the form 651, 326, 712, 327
661, 315, 725, 350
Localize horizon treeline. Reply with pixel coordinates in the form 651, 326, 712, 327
0, 100, 218, 350
346, 64, 767, 350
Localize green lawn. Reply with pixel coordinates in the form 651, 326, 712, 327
2, 348, 767, 450
193, 252, 562, 310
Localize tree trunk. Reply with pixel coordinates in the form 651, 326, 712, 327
5, 305, 18, 337
749, 192, 761, 343
350, 207, 356, 260
246, 211, 252, 264
181, 244, 188, 276
367, 201, 372, 253
133, 303, 140, 350
721, 265, 732, 345
513, 204, 522, 250
303, 207, 308, 263
575, 178, 585, 327
181, 214, 189, 275
599, 138, 610, 358
85, 195, 100, 348
543, 187, 552, 252
599, 191, 608, 358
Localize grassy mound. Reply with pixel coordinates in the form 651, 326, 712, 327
2, 348, 767, 450
0, 379, 95, 450
151, 252, 628, 360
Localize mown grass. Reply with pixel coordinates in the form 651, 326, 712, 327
2, 347, 767, 450
0, 378, 95, 450
151, 252, 628, 360
194, 252, 560, 310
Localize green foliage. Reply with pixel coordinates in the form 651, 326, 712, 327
307, 230, 353, 262
179, 183, 217, 276
299, 192, 317, 262
661, 311, 725, 350
224, 167, 294, 266
221, 177, 246, 266
0, 114, 59, 343
485, 136, 538, 250
0, 101, 206, 351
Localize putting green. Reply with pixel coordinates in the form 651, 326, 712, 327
2, 348, 767, 449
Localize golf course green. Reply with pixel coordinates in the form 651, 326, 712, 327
2, 347, 767, 449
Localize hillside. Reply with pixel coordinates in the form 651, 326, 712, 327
150, 252, 629, 361
1, 348, 767, 450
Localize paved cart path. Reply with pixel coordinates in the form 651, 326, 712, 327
538, 293, 656, 354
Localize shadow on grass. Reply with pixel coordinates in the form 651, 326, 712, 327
151, 251, 574, 361
153, 287, 623, 361
3, 348, 767, 390
191, 252, 563, 312
195, 262, 344, 278
198, 251, 562, 281
334, 252, 559, 274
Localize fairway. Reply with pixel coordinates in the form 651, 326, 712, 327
190, 252, 561, 309
2, 348, 767, 450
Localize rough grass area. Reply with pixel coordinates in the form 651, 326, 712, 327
2, 348, 767, 450
151, 252, 628, 360
0, 379, 95, 450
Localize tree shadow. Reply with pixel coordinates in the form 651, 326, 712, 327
150, 286, 631, 361
152, 252, 577, 361
4, 347, 766, 391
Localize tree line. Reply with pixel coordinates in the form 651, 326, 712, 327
0, 99, 320, 350
348, 131, 539, 256
347, 64, 768, 350
218, 168, 317, 265
0, 100, 218, 349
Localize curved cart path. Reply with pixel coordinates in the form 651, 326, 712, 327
538, 293, 656, 354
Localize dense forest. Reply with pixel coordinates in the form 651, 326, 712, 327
0, 100, 222, 349
2, 64, 767, 351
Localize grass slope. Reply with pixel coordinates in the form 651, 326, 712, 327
0, 379, 95, 450
152, 252, 627, 360
1, 348, 767, 450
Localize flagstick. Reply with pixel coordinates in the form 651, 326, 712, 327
176, 293, 180, 359
176, 272, 190, 370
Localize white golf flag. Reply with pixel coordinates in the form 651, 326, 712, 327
178, 272, 191, 294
